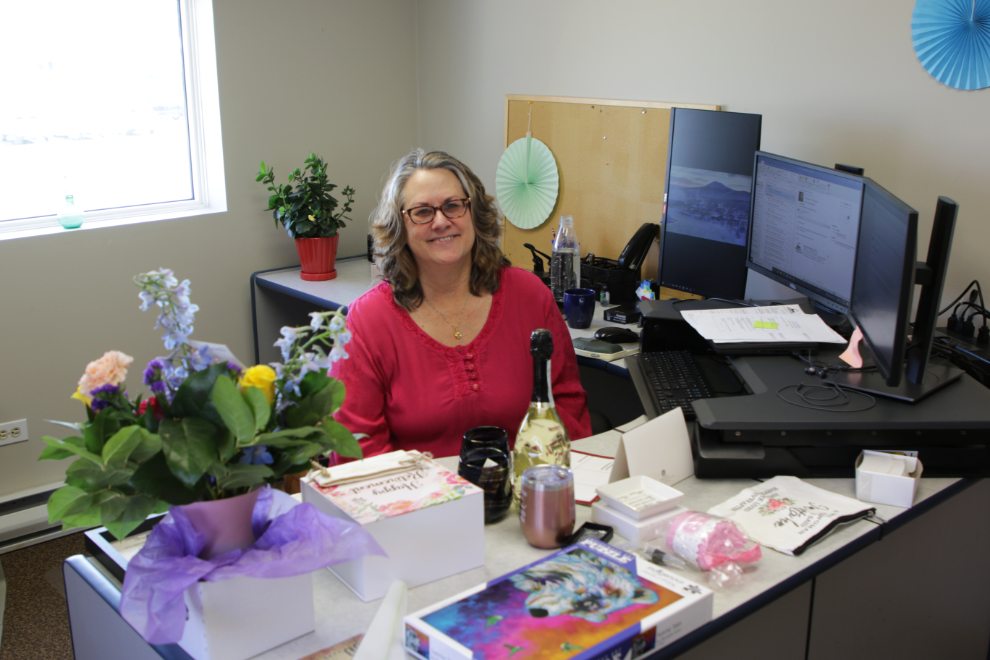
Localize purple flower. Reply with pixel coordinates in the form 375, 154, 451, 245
89, 384, 125, 412
90, 384, 121, 398
226, 362, 242, 376
239, 445, 273, 466
143, 359, 164, 385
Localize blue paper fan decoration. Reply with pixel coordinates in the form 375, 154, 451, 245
912, 0, 990, 90
496, 135, 559, 229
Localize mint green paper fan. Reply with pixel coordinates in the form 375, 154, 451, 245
496, 136, 559, 229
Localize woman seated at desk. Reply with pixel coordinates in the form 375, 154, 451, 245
331, 149, 591, 459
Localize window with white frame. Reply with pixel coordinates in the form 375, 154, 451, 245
0, 0, 225, 236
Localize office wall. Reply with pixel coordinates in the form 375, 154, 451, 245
0, 0, 419, 499
414, 0, 990, 300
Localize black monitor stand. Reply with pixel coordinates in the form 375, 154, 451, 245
830, 359, 963, 403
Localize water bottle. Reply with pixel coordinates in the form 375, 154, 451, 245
550, 215, 580, 300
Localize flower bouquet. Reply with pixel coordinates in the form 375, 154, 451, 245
40, 268, 364, 541
40, 269, 385, 649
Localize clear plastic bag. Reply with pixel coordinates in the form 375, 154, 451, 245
660, 510, 762, 589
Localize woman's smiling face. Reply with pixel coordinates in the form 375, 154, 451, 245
401, 168, 475, 274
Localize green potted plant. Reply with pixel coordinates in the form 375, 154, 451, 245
256, 153, 356, 281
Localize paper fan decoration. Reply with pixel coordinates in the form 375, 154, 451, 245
496, 135, 559, 229
912, 0, 990, 90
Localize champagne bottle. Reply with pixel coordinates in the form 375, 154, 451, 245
513, 328, 570, 506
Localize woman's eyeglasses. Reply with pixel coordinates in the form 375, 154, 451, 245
403, 198, 471, 224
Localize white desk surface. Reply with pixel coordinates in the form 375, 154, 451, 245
200, 441, 957, 658
254, 258, 380, 311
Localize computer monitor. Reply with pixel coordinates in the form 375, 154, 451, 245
658, 108, 762, 300
745, 152, 865, 314
835, 190, 964, 402
846, 179, 918, 387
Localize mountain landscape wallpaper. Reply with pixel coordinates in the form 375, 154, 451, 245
666, 166, 752, 246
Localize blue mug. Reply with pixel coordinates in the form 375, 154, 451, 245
563, 288, 596, 329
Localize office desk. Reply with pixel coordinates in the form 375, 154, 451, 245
63, 447, 989, 660
232, 264, 990, 656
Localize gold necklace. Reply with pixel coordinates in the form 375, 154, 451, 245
424, 295, 468, 340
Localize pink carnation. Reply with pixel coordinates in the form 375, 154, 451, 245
78, 351, 134, 395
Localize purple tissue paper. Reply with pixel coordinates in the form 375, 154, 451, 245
120, 487, 386, 644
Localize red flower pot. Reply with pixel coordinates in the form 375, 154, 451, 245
295, 235, 339, 281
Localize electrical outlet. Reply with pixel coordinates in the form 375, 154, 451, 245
0, 419, 28, 446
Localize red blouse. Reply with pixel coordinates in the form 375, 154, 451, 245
329, 267, 592, 459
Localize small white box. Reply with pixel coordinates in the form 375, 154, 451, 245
855, 450, 923, 508
178, 572, 314, 660
592, 502, 688, 543
302, 454, 485, 601
596, 476, 684, 519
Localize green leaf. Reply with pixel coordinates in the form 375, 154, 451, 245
95, 490, 128, 523
216, 427, 236, 463
280, 442, 325, 467
44, 419, 85, 433
243, 386, 271, 431
211, 375, 257, 447
170, 363, 228, 419
39, 435, 102, 465
60, 506, 105, 530
65, 460, 132, 490
159, 417, 218, 488
102, 426, 147, 466
216, 463, 273, 492
129, 451, 204, 505
84, 410, 121, 455
322, 418, 363, 458
256, 426, 322, 447
38, 435, 87, 461
47, 486, 91, 524
103, 495, 158, 541
129, 432, 163, 464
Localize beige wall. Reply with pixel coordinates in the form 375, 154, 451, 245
415, 0, 990, 296
0, 0, 418, 498
5, 0, 989, 498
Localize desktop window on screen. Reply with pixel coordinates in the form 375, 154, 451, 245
747, 154, 864, 313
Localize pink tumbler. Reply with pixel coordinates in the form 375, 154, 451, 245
519, 465, 575, 549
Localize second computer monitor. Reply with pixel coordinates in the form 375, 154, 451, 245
847, 179, 918, 387
746, 152, 865, 314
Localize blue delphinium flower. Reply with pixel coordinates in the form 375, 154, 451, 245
239, 445, 274, 465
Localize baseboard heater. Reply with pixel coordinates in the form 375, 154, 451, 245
0, 483, 64, 548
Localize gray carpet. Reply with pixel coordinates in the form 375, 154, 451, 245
0, 533, 84, 660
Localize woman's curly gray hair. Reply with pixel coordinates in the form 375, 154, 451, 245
369, 149, 509, 310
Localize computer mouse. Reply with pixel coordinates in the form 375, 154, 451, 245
594, 327, 640, 344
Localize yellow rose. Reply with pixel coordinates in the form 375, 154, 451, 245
239, 365, 277, 404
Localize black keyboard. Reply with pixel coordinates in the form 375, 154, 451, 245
640, 350, 716, 420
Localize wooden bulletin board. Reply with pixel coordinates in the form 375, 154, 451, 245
501, 95, 719, 281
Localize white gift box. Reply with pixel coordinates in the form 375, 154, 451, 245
178, 572, 314, 660
302, 452, 485, 601
855, 450, 923, 508
592, 501, 688, 543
